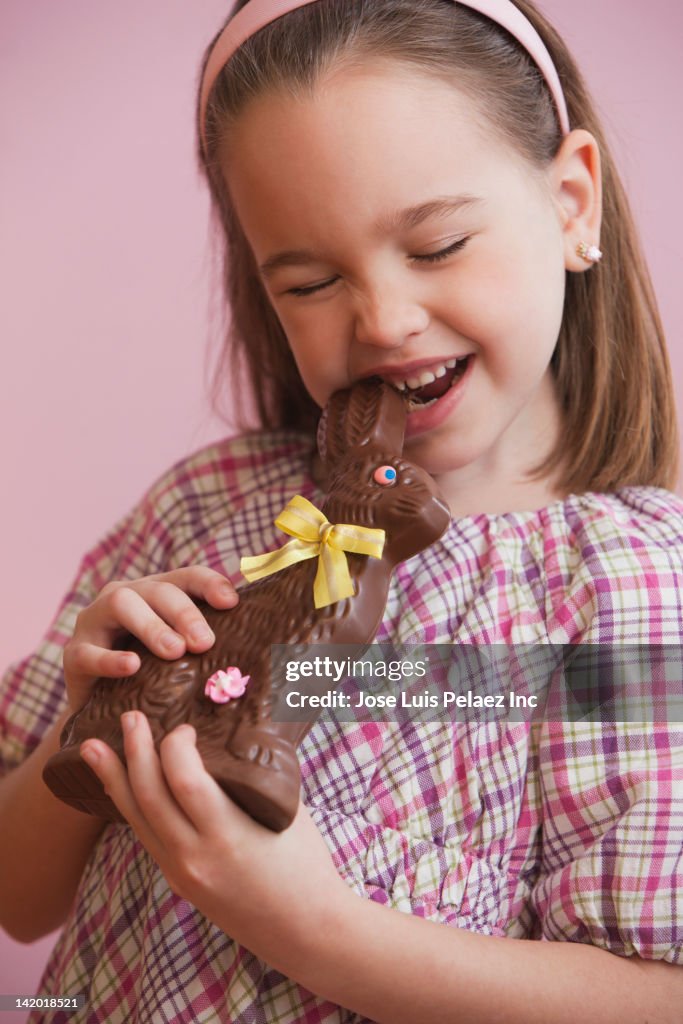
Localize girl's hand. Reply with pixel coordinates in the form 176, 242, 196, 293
63, 568, 239, 714
79, 713, 350, 969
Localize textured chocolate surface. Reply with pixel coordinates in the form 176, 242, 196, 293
43, 378, 451, 830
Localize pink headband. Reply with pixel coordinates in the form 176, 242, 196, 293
199, 0, 571, 155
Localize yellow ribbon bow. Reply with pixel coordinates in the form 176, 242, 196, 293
239, 495, 385, 609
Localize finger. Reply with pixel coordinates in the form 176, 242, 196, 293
94, 573, 235, 659
63, 641, 141, 713
90, 584, 192, 659
119, 712, 198, 848
123, 579, 220, 654
152, 567, 239, 609
157, 724, 251, 838
63, 639, 140, 683
129, 572, 239, 651
79, 737, 165, 860
204, 573, 240, 609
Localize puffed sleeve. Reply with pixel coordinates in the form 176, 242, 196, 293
0, 485, 176, 778
529, 719, 683, 963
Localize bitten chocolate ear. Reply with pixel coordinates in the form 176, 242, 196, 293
317, 377, 407, 467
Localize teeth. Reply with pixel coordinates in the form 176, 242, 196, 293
406, 394, 440, 411
390, 356, 466, 392
406, 370, 436, 389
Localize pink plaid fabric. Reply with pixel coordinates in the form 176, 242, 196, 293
2, 429, 682, 1023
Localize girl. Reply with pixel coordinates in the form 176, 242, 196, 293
1, 0, 682, 1020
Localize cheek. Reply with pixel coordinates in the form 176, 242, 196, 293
449, 192, 565, 350
282, 324, 347, 406
444, 251, 564, 366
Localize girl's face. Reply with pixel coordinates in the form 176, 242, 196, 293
222, 63, 574, 513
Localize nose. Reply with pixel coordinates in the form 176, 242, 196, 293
353, 280, 430, 349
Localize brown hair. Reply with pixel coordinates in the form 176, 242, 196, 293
196, 0, 679, 493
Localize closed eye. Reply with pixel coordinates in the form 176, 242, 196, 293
285, 237, 470, 297
416, 236, 470, 264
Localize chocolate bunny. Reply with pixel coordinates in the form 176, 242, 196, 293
43, 378, 451, 830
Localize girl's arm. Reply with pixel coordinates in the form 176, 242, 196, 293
289, 888, 682, 1024
0, 707, 108, 943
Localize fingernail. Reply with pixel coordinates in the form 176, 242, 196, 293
121, 652, 140, 673
122, 712, 137, 733
177, 724, 196, 741
190, 623, 213, 644
161, 632, 181, 652
81, 743, 100, 766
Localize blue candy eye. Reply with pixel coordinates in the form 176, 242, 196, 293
373, 465, 397, 486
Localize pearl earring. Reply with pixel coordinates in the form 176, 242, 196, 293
576, 241, 603, 264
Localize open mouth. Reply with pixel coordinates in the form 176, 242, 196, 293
393, 356, 472, 411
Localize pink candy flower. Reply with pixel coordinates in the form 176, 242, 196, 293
204, 667, 251, 704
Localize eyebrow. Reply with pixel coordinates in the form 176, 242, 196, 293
257, 194, 483, 279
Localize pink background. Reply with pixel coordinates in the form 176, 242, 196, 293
1, 0, 681, 1009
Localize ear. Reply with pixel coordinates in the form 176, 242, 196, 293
549, 129, 603, 273
317, 377, 407, 467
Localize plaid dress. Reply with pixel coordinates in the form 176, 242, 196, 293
2, 429, 682, 1024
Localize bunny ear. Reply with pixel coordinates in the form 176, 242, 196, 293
317, 377, 407, 466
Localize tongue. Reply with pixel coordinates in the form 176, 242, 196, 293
408, 364, 459, 403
